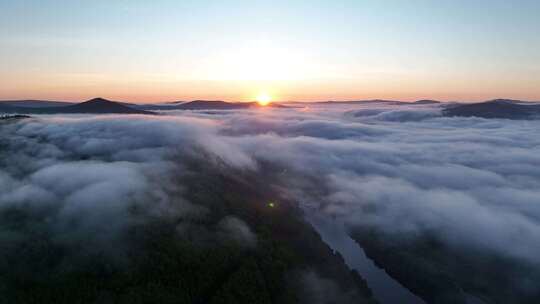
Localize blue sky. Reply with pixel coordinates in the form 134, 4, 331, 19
1, 0, 539, 102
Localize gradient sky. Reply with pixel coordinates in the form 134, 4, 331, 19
1, 0, 539, 102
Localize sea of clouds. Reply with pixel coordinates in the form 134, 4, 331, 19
2, 102, 540, 294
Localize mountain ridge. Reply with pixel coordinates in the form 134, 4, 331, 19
0, 97, 155, 115
443, 99, 540, 119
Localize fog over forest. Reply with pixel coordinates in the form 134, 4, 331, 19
2, 102, 540, 303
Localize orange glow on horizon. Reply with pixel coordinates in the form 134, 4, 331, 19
2, 77, 539, 104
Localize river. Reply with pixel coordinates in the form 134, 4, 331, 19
307, 214, 426, 304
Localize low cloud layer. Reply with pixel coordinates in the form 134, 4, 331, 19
0, 115, 255, 257
194, 104, 540, 268
2, 102, 540, 299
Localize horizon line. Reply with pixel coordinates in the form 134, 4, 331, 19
1, 97, 539, 105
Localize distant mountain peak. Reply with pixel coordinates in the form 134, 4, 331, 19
414, 99, 440, 104
84, 97, 113, 103
484, 99, 521, 105
189, 100, 227, 104
443, 99, 540, 119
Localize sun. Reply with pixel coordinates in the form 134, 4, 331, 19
256, 93, 272, 106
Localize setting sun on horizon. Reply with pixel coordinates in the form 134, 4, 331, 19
256, 92, 272, 106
